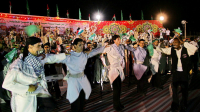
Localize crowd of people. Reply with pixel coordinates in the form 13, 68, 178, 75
0, 25, 199, 112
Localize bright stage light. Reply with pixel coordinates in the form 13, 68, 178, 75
96, 15, 100, 20
160, 16, 164, 21
93, 11, 103, 21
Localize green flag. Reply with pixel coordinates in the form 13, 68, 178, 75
129, 35, 136, 42
11, 38, 15, 43
79, 8, 81, 20
56, 4, 59, 17
49, 37, 53, 41
121, 10, 123, 21
151, 15, 153, 20
47, 4, 50, 17
26, 0, 30, 15
113, 14, 116, 21
67, 10, 69, 18
4, 48, 18, 63
89, 14, 90, 21
88, 33, 96, 40
25, 25, 40, 37
147, 43, 154, 56
141, 10, 144, 20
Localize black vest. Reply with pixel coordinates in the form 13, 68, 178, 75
171, 47, 190, 81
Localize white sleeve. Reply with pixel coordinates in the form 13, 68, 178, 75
100, 55, 106, 66
184, 42, 198, 56
156, 47, 171, 55
2, 69, 30, 95
124, 45, 136, 52
88, 46, 105, 58
169, 39, 174, 44
2, 60, 33, 95
103, 46, 111, 54
42, 53, 66, 64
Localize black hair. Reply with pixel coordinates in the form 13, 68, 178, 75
138, 39, 145, 42
22, 37, 41, 61
73, 38, 83, 45
174, 38, 180, 43
190, 37, 194, 41
43, 42, 50, 47
132, 42, 137, 46
112, 35, 120, 41
87, 42, 91, 45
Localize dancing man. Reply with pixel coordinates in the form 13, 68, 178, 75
103, 35, 136, 111
3, 37, 66, 112
60, 38, 106, 112
156, 37, 197, 111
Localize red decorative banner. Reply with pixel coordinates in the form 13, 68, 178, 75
0, 13, 163, 36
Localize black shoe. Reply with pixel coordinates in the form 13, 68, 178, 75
170, 108, 179, 112
4, 100, 10, 105
180, 106, 186, 112
114, 106, 122, 111
157, 86, 163, 90
120, 104, 125, 109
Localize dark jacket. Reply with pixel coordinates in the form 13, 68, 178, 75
171, 47, 190, 82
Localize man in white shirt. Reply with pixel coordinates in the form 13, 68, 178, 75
156, 37, 197, 112
166, 28, 170, 40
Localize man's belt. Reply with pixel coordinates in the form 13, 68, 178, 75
136, 60, 144, 64
63, 71, 84, 80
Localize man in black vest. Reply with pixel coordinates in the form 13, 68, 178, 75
156, 38, 197, 112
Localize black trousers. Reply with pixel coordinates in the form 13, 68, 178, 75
47, 81, 61, 98
191, 52, 199, 76
151, 72, 162, 88
71, 89, 85, 112
37, 97, 56, 112
137, 73, 149, 94
171, 72, 188, 110
112, 75, 122, 108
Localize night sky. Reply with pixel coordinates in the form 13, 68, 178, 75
0, 0, 200, 35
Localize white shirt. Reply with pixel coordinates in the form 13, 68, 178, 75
162, 28, 166, 33
156, 42, 197, 71
166, 30, 170, 35
190, 41, 199, 48
59, 47, 105, 103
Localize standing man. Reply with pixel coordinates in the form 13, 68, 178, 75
103, 35, 136, 111
156, 38, 197, 111
2, 37, 66, 112
54, 26, 59, 38
132, 39, 150, 96
59, 38, 106, 112
150, 39, 163, 89
166, 28, 170, 41
162, 27, 166, 39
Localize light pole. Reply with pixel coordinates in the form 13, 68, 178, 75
181, 20, 187, 39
